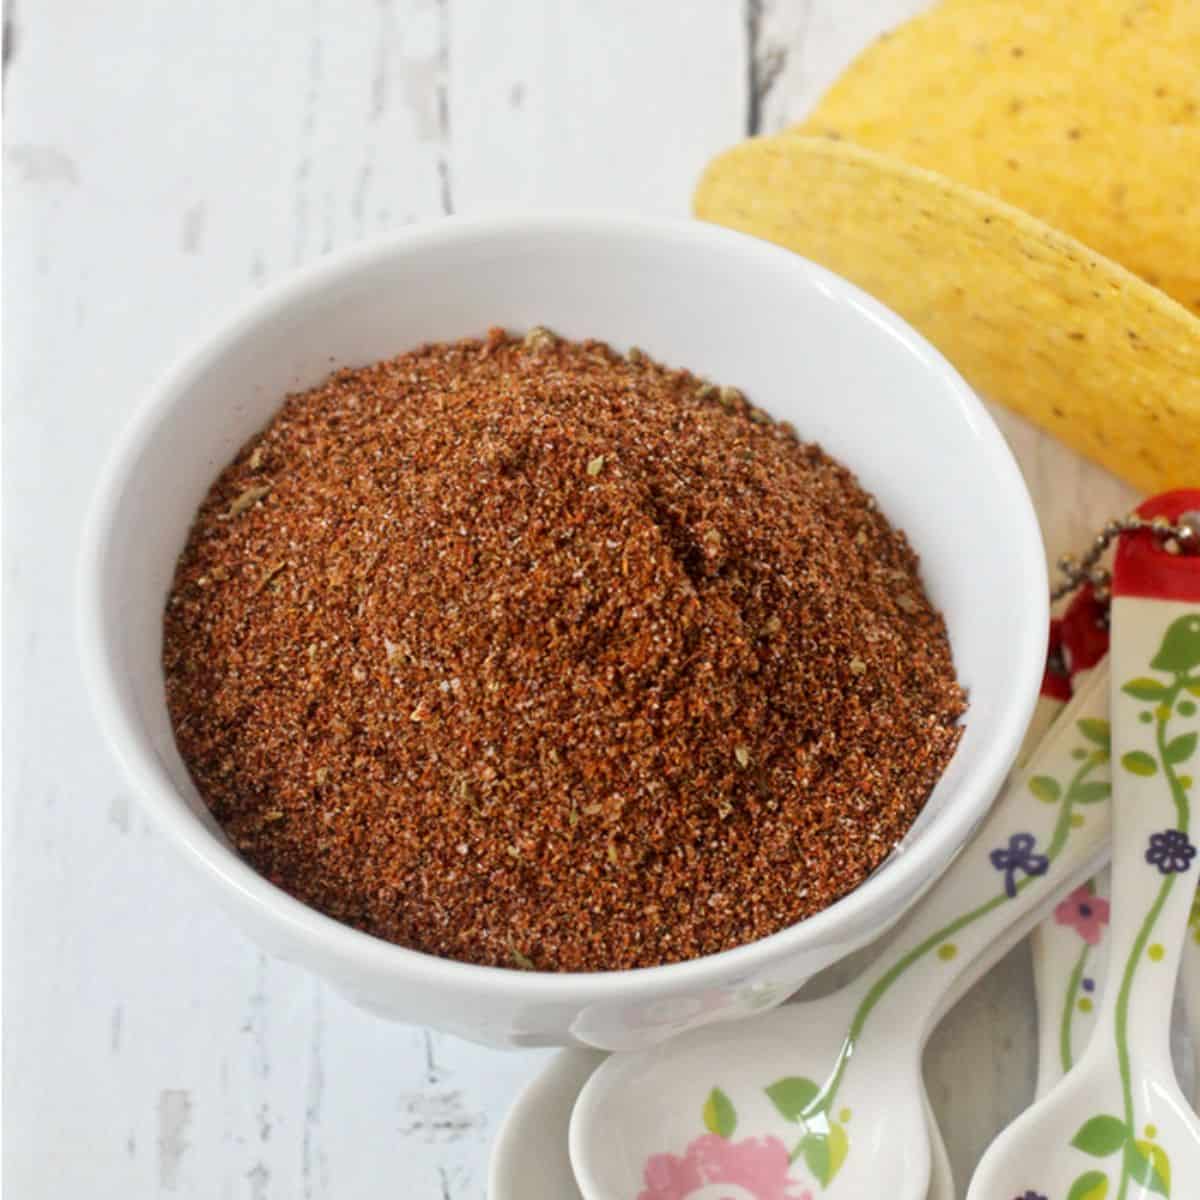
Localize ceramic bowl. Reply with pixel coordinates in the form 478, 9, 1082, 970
78, 213, 1046, 1049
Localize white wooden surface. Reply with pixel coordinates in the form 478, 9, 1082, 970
4, 2, 1169, 1196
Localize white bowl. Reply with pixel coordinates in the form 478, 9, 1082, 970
78, 213, 1046, 1049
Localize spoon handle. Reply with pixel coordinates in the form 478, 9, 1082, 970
1180, 881, 1200, 1103
838, 661, 1112, 1053
1031, 867, 1111, 1093
1095, 493, 1200, 1070
1031, 586, 1114, 1097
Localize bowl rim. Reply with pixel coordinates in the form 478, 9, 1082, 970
77, 210, 1048, 999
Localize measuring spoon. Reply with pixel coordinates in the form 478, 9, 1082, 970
926, 619, 1104, 1199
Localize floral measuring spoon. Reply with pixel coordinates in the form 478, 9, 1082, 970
921, 857, 1100, 1200
1040, 602, 1200, 1112
921, 609, 1108, 1200
968, 491, 1200, 1200
570, 665, 1113, 1200
1031, 586, 1113, 1096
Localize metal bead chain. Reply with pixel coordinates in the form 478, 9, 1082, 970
1051, 509, 1200, 603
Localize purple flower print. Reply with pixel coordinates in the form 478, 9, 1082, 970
1145, 828, 1197, 875
989, 832, 1049, 898
1147, 830, 1195, 878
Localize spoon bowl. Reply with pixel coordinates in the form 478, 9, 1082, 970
572, 1002, 927, 1198
967, 1057, 1196, 1200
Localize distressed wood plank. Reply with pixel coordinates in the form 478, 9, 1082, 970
450, 0, 744, 214
2, 3, 462, 1197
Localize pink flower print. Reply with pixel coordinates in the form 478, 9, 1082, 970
639, 1133, 812, 1200
1054, 885, 1110, 945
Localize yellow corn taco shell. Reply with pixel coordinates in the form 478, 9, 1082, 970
793, 0, 1200, 316
693, 135, 1200, 494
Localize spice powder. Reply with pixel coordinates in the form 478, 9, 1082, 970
164, 328, 965, 972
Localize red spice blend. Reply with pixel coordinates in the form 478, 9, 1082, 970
163, 329, 965, 972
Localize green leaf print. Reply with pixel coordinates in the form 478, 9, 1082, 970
702, 1087, 737, 1138
1121, 750, 1159, 777
1066, 1170, 1109, 1200
1164, 732, 1198, 766
1126, 1139, 1170, 1196
1029, 775, 1061, 804
826, 1122, 849, 1182
764, 1076, 820, 1122
1070, 1114, 1129, 1156
1077, 718, 1112, 750
1069, 781, 1112, 805
798, 1132, 832, 1186
1123, 678, 1170, 701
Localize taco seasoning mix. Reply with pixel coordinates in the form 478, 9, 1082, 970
163, 328, 965, 972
